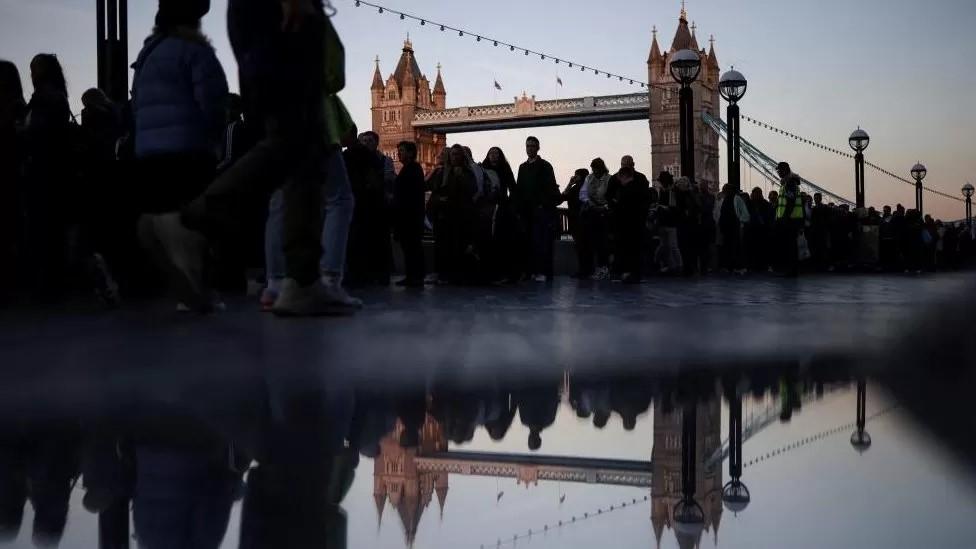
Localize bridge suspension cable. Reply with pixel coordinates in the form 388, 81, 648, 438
740, 114, 965, 204
348, 0, 656, 89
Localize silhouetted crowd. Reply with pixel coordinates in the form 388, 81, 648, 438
1, 0, 973, 315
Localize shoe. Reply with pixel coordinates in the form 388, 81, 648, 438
271, 278, 357, 317
321, 276, 363, 309
396, 278, 425, 288
533, 274, 547, 283
177, 292, 226, 314
260, 287, 279, 312
140, 213, 209, 312
590, 267, 610, 281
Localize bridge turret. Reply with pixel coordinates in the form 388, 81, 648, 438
433, 64, 447, 110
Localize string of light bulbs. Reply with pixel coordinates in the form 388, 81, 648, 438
350, 0, 654, 89
741, 114, 964, 203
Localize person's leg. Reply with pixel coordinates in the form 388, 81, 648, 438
319, 150, 354, 279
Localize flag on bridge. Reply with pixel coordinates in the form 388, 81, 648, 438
557, 76, 563, 86
494, 80, 502, 91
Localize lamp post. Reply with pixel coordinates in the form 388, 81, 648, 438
722, 389, 750, 516
670, 49, 702, 182
719, 69, 748, 194
673, 400, 704, 546
911, 163, 927, 215
963, 183, 974, 231
850, 379, 872, 454
849, 128, 870, 209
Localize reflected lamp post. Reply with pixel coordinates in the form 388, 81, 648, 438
719, 69, 748, 194
722, 390, 750, 516
849, 128, 870, 209
962, 183, 973, 231
673, 400, 705, 542
670, 49, 702, 182
911, 162, 927, 215
850, 379, 872, 454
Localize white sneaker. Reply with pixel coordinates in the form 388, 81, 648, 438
272, 278, 357, 317
321, 275, 363, 309
590, 267, 610, 281
533, 274, 547, 283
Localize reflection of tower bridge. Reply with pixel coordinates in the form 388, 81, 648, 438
415, 451, 652, 488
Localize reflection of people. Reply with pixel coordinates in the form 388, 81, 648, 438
131, 410, 243, 549
609, 377, 653, 431
515, 384, 559, 451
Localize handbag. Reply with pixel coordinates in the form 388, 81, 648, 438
797, 231, 812, 261
322, 17, 355, 146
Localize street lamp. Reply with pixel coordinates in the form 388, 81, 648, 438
719, 69, 748, 194
722, 390, 750, 515
670, 49, 702, 182
850, 379, 872, 454
849, 128, 870, 209
911, 162, 927, 215
963, 182, 974, 231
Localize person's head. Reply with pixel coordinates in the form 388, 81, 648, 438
751, 187, 764, 202
721, 183, 732, 195
658, 171, 674, 188
883, 205, 892, 217
448, 144, 467, 167
776, 162, 792, 180
397, 140, 417, 164
462, 146, 474, 163
0, 60, 25, 109
593, 411, 610, 429
29, 54, 67, 98
525, 136, 540, 159
814, 192, 823, 206
485, 146, 508, 167
896, 203, 905, 215
528, 430, 542, 451
674, 176, 692, 192
359, 131, 380, 151
154, 0, 210, 32
768, 190, 779, 203
620, 155, 635, 173
622, 414, 637, 432
590, 157, 608, 176
572, 168, 589, 185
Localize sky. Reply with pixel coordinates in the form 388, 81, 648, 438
1, 0, 975, 220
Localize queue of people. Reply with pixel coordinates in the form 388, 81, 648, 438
1, 0, 974, 316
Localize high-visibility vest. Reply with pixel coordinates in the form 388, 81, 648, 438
776, 194, 805, 220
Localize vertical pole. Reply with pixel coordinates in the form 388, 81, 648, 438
855, 379, 866, 433
728, 392, 742, 481
916, 179, 924, 216
680, 401, 697, 499
96, 0, 129, 103
966, 197, 972, 231
727, 103, 740, 194
854, 152, 865, 209
679, 85, 695, 183
96, 0, 106, 92
98, 501, 130, 549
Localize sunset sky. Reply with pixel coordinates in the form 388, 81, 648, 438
2, 0, 974, 220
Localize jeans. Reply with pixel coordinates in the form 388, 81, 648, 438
265, 151, 354, 281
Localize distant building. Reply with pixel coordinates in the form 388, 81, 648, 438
371, 39, 448, 175
648, 6, 721, 192
373, 414, 449, 547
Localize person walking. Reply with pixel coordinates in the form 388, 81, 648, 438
579, 158, 612, 281
606, 155, 650, 283
140, 0, 351, 316
392, 141, 426, 287
514, 136, 559, 283
714, 183, 750, 274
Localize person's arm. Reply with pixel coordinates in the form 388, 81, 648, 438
579, 175, 591, 205
545, 162, 560, 207
190, 46, 229, 148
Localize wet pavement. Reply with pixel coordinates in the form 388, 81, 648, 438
0, 273, 974, 548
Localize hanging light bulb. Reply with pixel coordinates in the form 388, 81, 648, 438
420, 19, 425, 25
440, 25, 445, 31
378, 7, 383, 13
399, 13, 404, 19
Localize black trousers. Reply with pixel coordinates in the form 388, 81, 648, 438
396, 225, 425, 282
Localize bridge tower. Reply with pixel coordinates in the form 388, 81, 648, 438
648, 7, 721, 192
651, 399, 724, 548
371, 39, 448, 175
373, 414, 448, 545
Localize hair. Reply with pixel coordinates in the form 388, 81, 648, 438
30, 53, 68, 98
397, 140, 417, 156
363, 130, 380, 142
658, 171, 674, 187
776, 161, 791, 173
525, 136, 540, 145
574, 168, 590, 178
590, 157, 608, 175
81, 88, 112, 111
154, 0, 210, 32
0, 60, 25, 108
528, 431, 542, 451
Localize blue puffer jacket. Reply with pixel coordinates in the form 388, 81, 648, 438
132, 31, 228, 159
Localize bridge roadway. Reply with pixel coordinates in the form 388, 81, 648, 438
416, 451, 653, 487
411, 93, 649, 133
